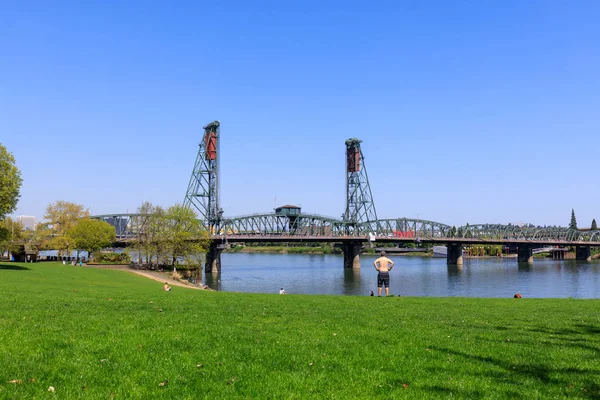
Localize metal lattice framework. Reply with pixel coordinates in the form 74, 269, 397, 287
93, 121, 599, 246
184, 121, 222, 229
91, 214, 600, 243
344, 138, 377, 226
453, 223, 600, 242
92, 214, 138, 239
360, 218, 451, 238
218, 213, 348, 236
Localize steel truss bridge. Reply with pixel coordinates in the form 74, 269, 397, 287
92, 213, 600, 244
92, 121, 600, 270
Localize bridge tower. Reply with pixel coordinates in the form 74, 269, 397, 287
184, 121, 224, 273
342, 139, 377, 268
184, 120, 223, 229
344, 138, 377, 226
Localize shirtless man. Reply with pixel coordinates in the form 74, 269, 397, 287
374, 251, 394, 296
163, 282, 172, 292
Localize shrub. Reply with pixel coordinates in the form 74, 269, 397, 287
93, 252, 131, 264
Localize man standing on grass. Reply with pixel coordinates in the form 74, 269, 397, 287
374, 251, 394, 297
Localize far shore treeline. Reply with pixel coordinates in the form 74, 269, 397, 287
0, 200, 210, 268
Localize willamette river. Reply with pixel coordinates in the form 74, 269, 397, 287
203, 253, 600, 298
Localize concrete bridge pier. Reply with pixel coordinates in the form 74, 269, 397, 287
551, 249, 565, 260
518, 245, 534, 263
447, 244, 463, 265
205, 242, 225, 273
343, 242, 362, 269
576, 246, 591, 261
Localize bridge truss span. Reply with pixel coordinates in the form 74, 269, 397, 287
361, 218, 452, 239
219, 213, 348, 236
454, 224, 600, 243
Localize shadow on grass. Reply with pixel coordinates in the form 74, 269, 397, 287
0, 263, 31, 271
422, 384, 522, 399
430, 346, 600, 399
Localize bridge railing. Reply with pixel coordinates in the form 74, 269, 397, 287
92, 213, 600, 243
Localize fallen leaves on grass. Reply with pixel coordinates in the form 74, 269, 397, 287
100, 359, 107, 363
28, 378, 36, 383
403, 383, 409, 389
158, 380, 168, 387
48, 386, 55, 392
196, 364, 204, 368
8, 379, 22, 384
227, 377, 237, 385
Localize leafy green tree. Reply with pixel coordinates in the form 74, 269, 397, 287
0, 143, 23, 220
449, 226, 457, 238
0, 217, 24, 258
69, 219, 116, 260
163, 204, 210, 267
131, 202, 167, 266
44, 201, 89, 255
569, 209, 577, 230
131, 201, 155, 264
592, 219, 598, 231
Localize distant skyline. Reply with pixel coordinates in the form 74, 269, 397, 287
2, 1, 599, 227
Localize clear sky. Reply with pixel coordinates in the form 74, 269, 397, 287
1, 1, 598, 227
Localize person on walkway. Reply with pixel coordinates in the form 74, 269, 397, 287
374, 251, 394, 296
163, 282, 172, 292
279, 287, 287, 294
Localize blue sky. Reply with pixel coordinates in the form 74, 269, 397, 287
1, 1, 598, 227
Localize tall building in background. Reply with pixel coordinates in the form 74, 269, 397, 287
17, 216, 36, 231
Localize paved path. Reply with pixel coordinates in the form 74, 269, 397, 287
86, 264, 209, 290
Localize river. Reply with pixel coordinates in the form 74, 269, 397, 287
203, 253, 600, 298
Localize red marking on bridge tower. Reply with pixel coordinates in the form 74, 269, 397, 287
204, 130, 217, 161
347, 146, 360, 172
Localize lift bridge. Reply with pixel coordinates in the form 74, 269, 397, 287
93, 121, 600, 272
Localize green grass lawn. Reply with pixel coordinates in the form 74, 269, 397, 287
0, 262, 599, 399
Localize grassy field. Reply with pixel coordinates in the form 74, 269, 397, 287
0, 262, 599, 399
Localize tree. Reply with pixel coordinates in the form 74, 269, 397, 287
131, 202, 166, 266
69, 219, 116, 259
0, 143, 23, 220
0, 217, 24, 258
569, 209, 578, 230
44, 201, 90, 255
163, 204, 210, 267
449, 226, 457, 238
592, 219, 598, 231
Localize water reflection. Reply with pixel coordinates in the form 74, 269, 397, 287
447, 264, 463, 276
342, 268, 361, 296
204, 253, 600, 298
204, 273, 222, 292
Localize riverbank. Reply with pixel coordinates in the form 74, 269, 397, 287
226, 245, 342, 254
225, 245, 432, 256
1, 261, 598, 398
85, 264, 207, 290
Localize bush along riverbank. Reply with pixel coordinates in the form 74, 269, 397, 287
0, 261, 599, 398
